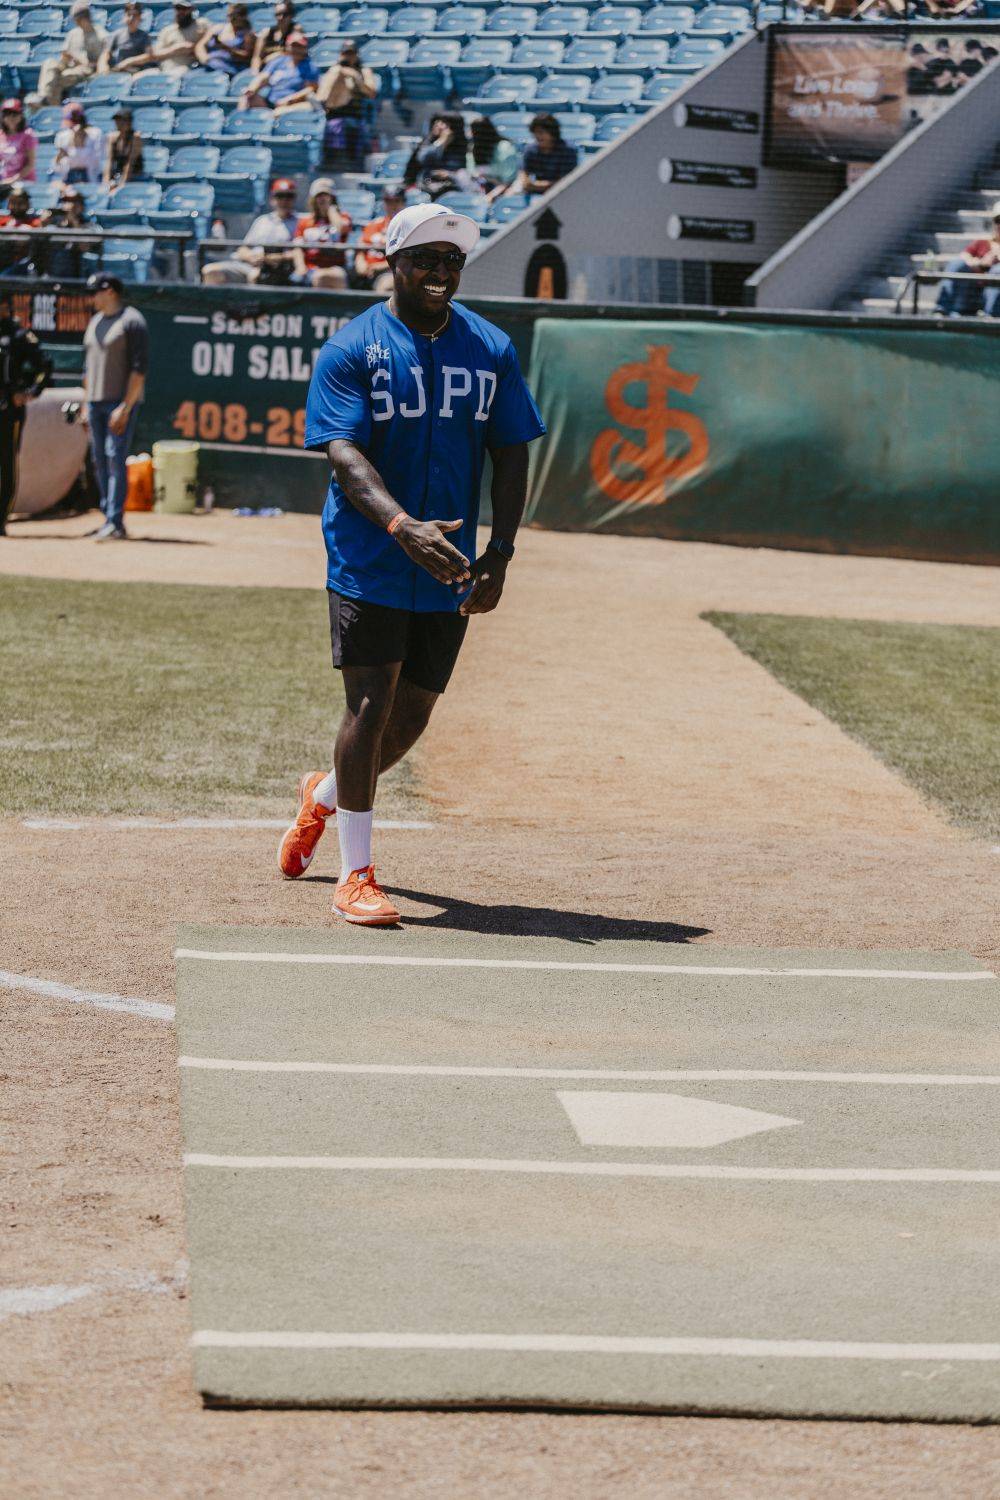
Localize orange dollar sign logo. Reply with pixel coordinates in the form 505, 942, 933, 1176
589, 344, 709, 507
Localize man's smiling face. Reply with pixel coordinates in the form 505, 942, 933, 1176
392, 240, 465, 318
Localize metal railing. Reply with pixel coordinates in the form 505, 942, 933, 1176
894, 268, 1000, 316
0, 224, 194, 279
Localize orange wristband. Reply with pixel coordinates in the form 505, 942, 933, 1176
386, 512, 408, 537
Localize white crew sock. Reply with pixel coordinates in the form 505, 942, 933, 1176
338, 808, 373, 882
313, 768, 337, 809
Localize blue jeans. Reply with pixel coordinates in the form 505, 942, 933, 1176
935, 257, 984, 318
88, 398, 139, 529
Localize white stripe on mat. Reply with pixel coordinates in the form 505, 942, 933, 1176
190, 1330, 1000, 1361
177, 1058, 1000, 1086
183, 1154, 1000, 1183
174, 950, 996, 982
0, 969, 174, 1022
24, 818, 432, 831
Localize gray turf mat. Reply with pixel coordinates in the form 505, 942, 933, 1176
175, 926, 1000, 1417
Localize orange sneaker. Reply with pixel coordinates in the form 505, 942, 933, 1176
277, 771, 334, 879
333, 865, 400, 926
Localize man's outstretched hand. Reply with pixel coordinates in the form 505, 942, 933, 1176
459, 550, 507, 616
396, 516, 471, 587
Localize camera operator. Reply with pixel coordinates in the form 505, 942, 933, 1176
0, 288, 52, 535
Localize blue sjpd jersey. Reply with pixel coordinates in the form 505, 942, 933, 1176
305, 300, 546, 612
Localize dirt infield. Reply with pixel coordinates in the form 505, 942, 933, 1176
3, 510, 1000, 1497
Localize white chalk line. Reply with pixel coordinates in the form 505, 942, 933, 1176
23, 817, 432, 831
0, 1263, 188, 1323
0, 969, 174, 1022
174, 950, 996, 983
177, 1057, 1000, 1087
183, 1154, 1000, 1184
190, 1330, 1000, 1362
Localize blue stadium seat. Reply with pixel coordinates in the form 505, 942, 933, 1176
436, 190, 489, 222
509, 37, 564, 70
75, 182, 109, 209
667, 36, 725, 69
171, 103, 226, 139
463, 72, 536, 106
587, 5, 641, 34
533, 71, 589, 107
106, 179, 162, 213
335, 186, 375, 220
140, 142, 170, 174
559, 36, 615, 69
149, 180, 214, 237
129, 69, 182, 99
18, 8, 63, 35
372, 145, 411, 179
28, 104, 64, 136
296, 4, 341, 30
161, 141, 220, 178
33, 141, 58, 176
228, 67, 257, 95
487, 110, 532, 145
0, 42, 30, 66
249, 4, 273, 25
80, 103, 118, 131
536, 3, 586, 31
610, 36, 670, 69
0, 10, 19, 31
640, 72, 679, 105
594, 109, 632, 141
638, 3, 691, 34
386, 4, 435, 32
223, 107, 274, 135
436, 4, 487, 33
675, 33, 727, 54
396, 36, 460, 100
178, 68, 231, 99
132, 104, 175, 137
488, 193, 527, 224
449, 36, 511, 93
208, 143, 272, 211
341, 5, 388, 32
587, 71, 642, 110
555, 109, 594, 143
484, 4, 537, 33
81, 73, 132, 100
30, 182, 62, 211
360, 36, 410, 70
269, 115, 322, 174
96, 235, 154, 281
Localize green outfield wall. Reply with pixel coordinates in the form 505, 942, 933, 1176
15, 279, 998, 562
526, 319, 1000, 565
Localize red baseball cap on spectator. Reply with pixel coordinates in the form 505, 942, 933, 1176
285, 29, 308, 44
271, 178, 296, 195
2, 99, 24, 114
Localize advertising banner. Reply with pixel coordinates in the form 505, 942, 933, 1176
768, 30, 999, 164
525, 318, 1000, 563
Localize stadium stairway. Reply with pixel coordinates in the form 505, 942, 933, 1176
841, 140, 1000, 316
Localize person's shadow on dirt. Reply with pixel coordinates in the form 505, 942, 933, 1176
383, 886, 711, 945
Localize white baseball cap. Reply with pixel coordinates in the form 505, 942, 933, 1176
385, 203, 480, 259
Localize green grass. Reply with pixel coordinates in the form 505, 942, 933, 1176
0, 576, 420, 817
704, 612, 1000, 840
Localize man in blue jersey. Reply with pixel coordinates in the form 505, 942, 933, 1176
279, 202, 546, 925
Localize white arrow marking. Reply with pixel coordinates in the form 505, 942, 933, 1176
557, 1090, 801, 1150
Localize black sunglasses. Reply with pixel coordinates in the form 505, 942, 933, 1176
404, 248, 466, 272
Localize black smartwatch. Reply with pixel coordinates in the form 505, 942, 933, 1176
487, 536, 515, 562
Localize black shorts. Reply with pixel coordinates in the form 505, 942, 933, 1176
328, 590, 469, 695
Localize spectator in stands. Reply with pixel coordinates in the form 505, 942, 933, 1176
252, 0, 297, 72
314, 39, 378, 172
53, 103, 103, 186
353, 182, 403, 292
152, 0, 209, 75
0, 184, 42, 276
40, 185, 97, 278
956, 39, 986, 79
34, 2, 109, 108
404, 113, 469, 198
468, 116, 519, 200
1, 102, 37, 203
242, 31, 320, 113
516, 114, 577, 198
201, 177, 300, 284
936, 202, 1000, 318
291, 177, 351, 289
104, 107, 144, 191
98, 2, 154, 75
195, 3, 257, 78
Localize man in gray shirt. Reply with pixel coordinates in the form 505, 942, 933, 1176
82, 271, 148, 540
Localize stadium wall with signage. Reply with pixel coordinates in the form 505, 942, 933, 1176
525, 318, 1000, 564
459, 30, 838, 307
